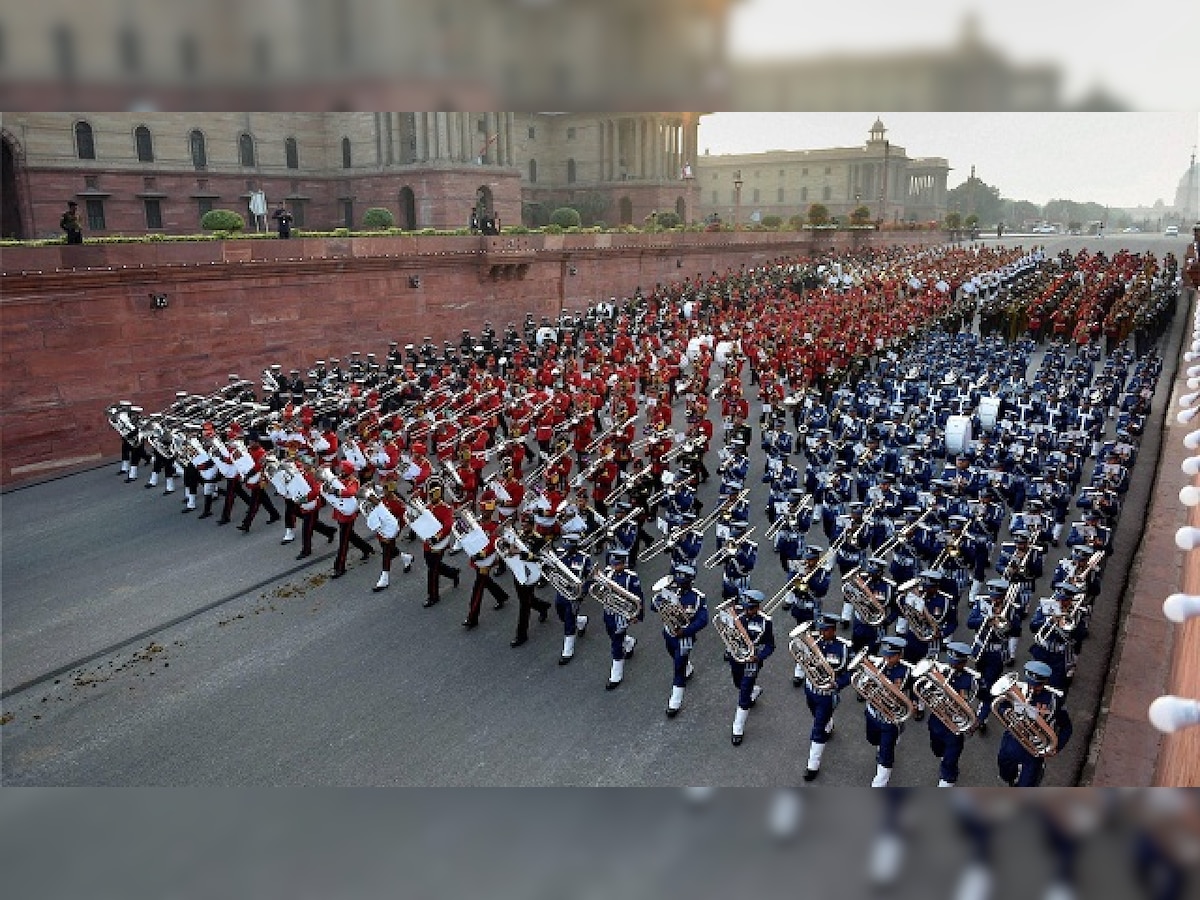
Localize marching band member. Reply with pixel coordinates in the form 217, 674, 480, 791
367, 483, 413, 593
669, 510, 706, 570
844, 558, 895, 655
863, 636, 912, 787
772, 501, 807, 574
1028, 583, 1085, 693
720, 519, 758, 601
599, 548, 644, 690
652, 564, 709, 717
899, 569, 953, 670
727, 588, 775, 746
214, 422, 253, 526
420, 477, 461, 606
554, 531, 593, 665
994, 529, 1044, 664
996, 660, 1071, 787
786, 546, 833, 683
461, 497, 508, 629
235, 435, 281, 533
505, 513, 551, 648
323, 460, 375, 579
801, 613, 852, 782
293, 456, 337, 558
926, 641, 980, 786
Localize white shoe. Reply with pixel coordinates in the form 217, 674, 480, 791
1043, 882, 1075, 900
606, 659, 625, 689
576, 615, 588, 634
871, 763, 892, 787
623, 634, 637, 656
869, 832, 903, 885
373, 572, 390, 592
938, 779, 955, 787
560, 634, 577, 664
400, 552, 414, 573
685, 659, 695, 679
750, 684, 763, 703
953, 864, 993, 900
667, 686, 685, 716
767, 790, 803, 840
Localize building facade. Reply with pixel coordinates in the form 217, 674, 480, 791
695, 119, 950, 226
0, 112, 705, 238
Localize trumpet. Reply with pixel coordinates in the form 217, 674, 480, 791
589, 571, 643, 619
911, 659, 979, 735
990, 672, 1060, 757
704, 525, 756, 570
849, 649, 914, 726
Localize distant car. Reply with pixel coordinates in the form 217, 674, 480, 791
1032, 224, 1055, 234
1165, 225, 1179, 237
1121, 226, 1141, 233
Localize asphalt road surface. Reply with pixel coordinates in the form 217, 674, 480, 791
1, 233, 1188, 786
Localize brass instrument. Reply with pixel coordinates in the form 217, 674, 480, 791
842, 569, 889, 627
1067, 549, 1105, 591
897, 579, 941, 643
646, 472, 697, 507
578, 503, 642, 553
571, 448, 615, 488
911, 659, 978, 735
651, 575, 693, 634
849, 650, 915, 726
602, 465, 655, 506
712, 600, 757, 664
765, 493, 815, 540
495, 526, 542, 586
661, 434, 701, 464
105, 402, 140, 441
641, 488, 744, 561
451, 508, 490, 557
873, 508, 934, 559
589, 570, 643, 619
990, 672, 1060, 757
704, 525, 757, 570
763, 540, 838, 615
539, 546, 586, 600
584, 414, 637, 455
788, 622, 840, 693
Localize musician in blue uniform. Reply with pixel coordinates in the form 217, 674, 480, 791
553, 531, 594, 665
670, 511, 705, 570
718, 439, 750, 496
996, 660, 1071, 787
899, 570, 953, 670
773, 504, 808, 574
925, 641, 980, 786
786, 545, 833, 683
802, 613, 852, 782
863, 636, 912, 787
1029, 583, 1085, 693
720, 521, 758, 600
727, 589, 775, 746
994, 529, 1043, 663
652, 564, 709, 717
843, 557, 894, 655
601, 548, 644, 690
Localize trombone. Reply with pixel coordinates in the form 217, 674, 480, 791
578, 504, 642, 553
764, 493, 815, 540
704, 525, 756, 570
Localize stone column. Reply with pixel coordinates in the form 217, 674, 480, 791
414, 113, 427, 161
614, 118, 623, 180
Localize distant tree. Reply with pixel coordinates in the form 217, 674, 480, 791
362, 207, 395, 229
760, 214, 783, 228
849, 205, 872, 225
807, 203, 830, 226
549, 207, 581, 228
947, 175, 1003, 226
944, 212, 962, 231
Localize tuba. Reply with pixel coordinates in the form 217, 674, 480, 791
589, 571, 643, 620
849, 650, 914, 726
990, 672, 1059, 758
105, 402, 140, 441
712, 600, 757, 664
911, 659, 978, 735
788, 622, 839, 693
651, 575, 693, 634
842, 570, 889, 627
539, 547, 586, 600
897, 580, 940, 643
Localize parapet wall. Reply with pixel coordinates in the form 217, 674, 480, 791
0, 229, 944, 487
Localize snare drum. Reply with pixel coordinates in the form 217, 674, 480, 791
978, 396, 1001, 433
944, 415, 973, 456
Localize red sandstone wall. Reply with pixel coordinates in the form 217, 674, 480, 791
0, 230, 943, 486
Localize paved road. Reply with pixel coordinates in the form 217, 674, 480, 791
1, 234, 1187, 786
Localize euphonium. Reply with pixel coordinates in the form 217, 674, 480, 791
990, 672, 1059, 757
897, 580, 940, 643
849, 650, 914, 726
842, 570, 889, 627
788, 622, 838, 693
712, 600, 757, 664
589, 571, 643, 619
539, 547, 585, 599
911, 659, 978, 735
651, 576, 693, 634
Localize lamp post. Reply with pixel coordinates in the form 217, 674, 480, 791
733, 169, 743, 230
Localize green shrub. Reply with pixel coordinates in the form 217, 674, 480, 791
503, 225, 530, 234
362, 207, 395, 229
806, 204, 830, 227
200, 209, 245, 232
655, 211, 682, 228
760, 215, 783, 228
543, 223, 564, 235
333, 227, 351, 237
549, 207, 581, 228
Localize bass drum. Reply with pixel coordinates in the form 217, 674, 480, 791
944, 415, 972, 457
978, 395, 1001, 433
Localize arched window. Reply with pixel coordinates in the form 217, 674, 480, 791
189, 129, 207, 169
528, 159, 537, 183
238, 133, 255, 167
341, 137, 352, 169
285, 137, 299, 170
74, 120, 94, 159
134, 125, 154, 163
566, 158, 576, 184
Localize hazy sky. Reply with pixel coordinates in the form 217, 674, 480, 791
697, 113, 1199, 210
728, 0, 1198, 111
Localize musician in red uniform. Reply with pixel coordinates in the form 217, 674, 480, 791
215, 421, 253, 526
324, 460, 376, 578
591, 444, 620, 516
421, 477, 461, 607
462, 497, 510, 628
294, 457, 337, 558
236, 437, 281, 533
368, 484, 413, 593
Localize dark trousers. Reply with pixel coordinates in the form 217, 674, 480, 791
240, 484, 280, 529
929, 719, 966, 783
379, 537, 396, 571
465, 568, 509, 625
300, 507, 337, 554
805, 688, 839, 744
424, 548, 458, 603
728, 660, 760, 710
335, 519, 374, 573
513, 580, 550, 641
997, 732, 1045, 786
865, 709, 901, 767
664, 634, 693, 688
219, 477, 252, 522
